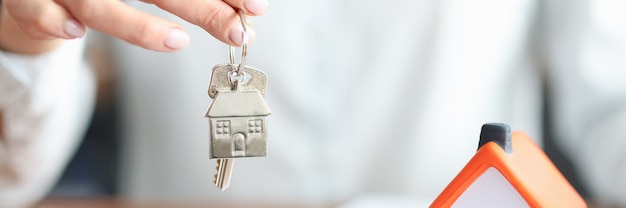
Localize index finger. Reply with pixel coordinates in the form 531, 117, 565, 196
56, 0, 190, 52
222, 0, 269, 16
147, 0, 260, 46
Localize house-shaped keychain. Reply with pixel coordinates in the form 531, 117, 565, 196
205, 87, 271, 158
430, 123, 586, 208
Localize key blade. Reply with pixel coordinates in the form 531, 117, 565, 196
214, 159, 234, 191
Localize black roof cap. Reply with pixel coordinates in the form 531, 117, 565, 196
478, 123, 512, 154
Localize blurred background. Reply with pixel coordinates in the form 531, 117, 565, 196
25, 0, 626, 207
46, 34, 120, 198
44, 41, 592, 203
39, 42, 594, 206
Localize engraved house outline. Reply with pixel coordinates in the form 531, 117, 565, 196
206, 90, 271, 158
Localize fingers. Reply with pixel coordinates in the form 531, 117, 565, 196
148, 0, 267, 46
0, 3, 64, 54
4, 0, 86, 39
223, 0, 269, 16
55, 0, 190, 52
4, 0, 268, 52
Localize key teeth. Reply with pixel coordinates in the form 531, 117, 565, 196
213, 159, 232, 191
214, 160, 220, 185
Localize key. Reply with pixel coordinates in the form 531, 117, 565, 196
207, 64, 268, 99
205, 10, 270, 191
214, 159, 234, 190
205, 65, 271, 191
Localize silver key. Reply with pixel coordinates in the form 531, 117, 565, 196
213, 159, 234, 190
205, 67, 271, 190
207, 64, 268, 99
205, 10, 270, 191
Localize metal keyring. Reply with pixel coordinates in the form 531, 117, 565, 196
229, 10, 249, 76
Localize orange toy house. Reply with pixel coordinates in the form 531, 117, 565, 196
430, 123, 586, 208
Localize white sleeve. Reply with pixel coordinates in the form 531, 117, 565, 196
544, 0, 626, 205
0, 38, 95, 207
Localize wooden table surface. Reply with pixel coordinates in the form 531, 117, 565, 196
34, 197, 610, 208
35, 198, 334, 208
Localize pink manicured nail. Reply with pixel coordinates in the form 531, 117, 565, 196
164, 28, 190, 50
64, 19, 85, 38
229, 24, 244, 46
229, 24, 255, 46
245, 0, 269, 15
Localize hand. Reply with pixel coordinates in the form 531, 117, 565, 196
0, 3, 64, 54
2, 0, 268, 52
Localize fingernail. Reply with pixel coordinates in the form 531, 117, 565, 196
164, 28, 190, 50
64, 19, 86, 38
245, 0, 269, 15
229, 24, 255, 46
248, 29, 256, 43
